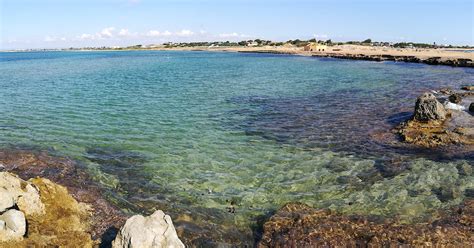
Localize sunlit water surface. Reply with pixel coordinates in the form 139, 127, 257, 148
0, 51, 473, 236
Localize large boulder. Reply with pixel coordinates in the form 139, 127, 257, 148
0, 209, 26, 242
0, 172, 44, 216
112, 210, 185, 248
413, 93, 446, 122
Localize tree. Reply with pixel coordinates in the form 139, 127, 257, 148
362, 39, 372, 43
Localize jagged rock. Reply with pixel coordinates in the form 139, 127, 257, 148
449, 93, 462, 104
413, 93, 446, 122
0, 209, 26, 242
112, 210, 185, 248
0, 172, 44, 216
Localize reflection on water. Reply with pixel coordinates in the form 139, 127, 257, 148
0, 51, 473, 243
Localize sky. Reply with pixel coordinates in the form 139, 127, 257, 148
1, 0, 473, 49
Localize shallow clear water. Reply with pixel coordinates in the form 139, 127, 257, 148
0, 51, 473, 232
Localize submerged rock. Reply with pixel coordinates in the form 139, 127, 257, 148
112, 210, 185, 248
413, 93, 446, 122
258, 201, 473, 247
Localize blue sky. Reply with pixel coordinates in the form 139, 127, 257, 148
1, 0, 473, 49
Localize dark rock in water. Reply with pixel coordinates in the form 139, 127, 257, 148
448, 93, 462, 104
470, 103, 474, 112
461, 86, 474, 91
413, 93, 446, 122
258, 201, 473, 247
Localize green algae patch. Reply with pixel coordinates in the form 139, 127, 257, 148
0, 178, 95, 247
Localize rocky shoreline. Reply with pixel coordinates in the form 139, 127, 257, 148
311, 53, 474, 67
236, 49, 474, 67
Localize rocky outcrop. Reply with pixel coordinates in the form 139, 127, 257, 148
396, 89, 474, 147
310, 54, 474, 67
0, 172, 95, 246
413, 92, 446, 121
112, 210, 185, 248
258, 201, 474, 247
0, 172, 45, 242
0, 148, 127, 240
0, 172, 44, 216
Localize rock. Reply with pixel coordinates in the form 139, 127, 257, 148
438, 87, 454, 95
461, 86, 474, 91
2, 177, 95, 247
0, 190, 15, 213
112, 210, 185, 248
258, 202, 473, 247
470, 103, 474, 112
0, 172, 44, 216
444, 102, 465, 111
413, 93, 446, 122
0, 209, 26, 242
449, 93, 462, 104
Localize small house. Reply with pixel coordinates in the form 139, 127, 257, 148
304, 42, 328, 52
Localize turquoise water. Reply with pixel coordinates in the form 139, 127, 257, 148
0, 51, 473, 238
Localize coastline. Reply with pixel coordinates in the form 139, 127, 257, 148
161, 45, 474, 67
4, 45, 474, 68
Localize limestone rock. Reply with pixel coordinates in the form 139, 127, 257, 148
413, 93, 446, 122
112, 210, 185, 248
0, 209, 26, 242
0, 172, 44, 216
0, 190, 15, 213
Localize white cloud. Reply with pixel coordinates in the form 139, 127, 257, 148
162, 30, 172, 36
44, 36, 67, 42
146, 30, 161, 37
118, 29, 131, 37
44, 36, 56, 42
99, 27, 115, 38
176, 29, 194, 37
219, 32, 240, 38
313, 34, 329, 39
79, 33, 95, 40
